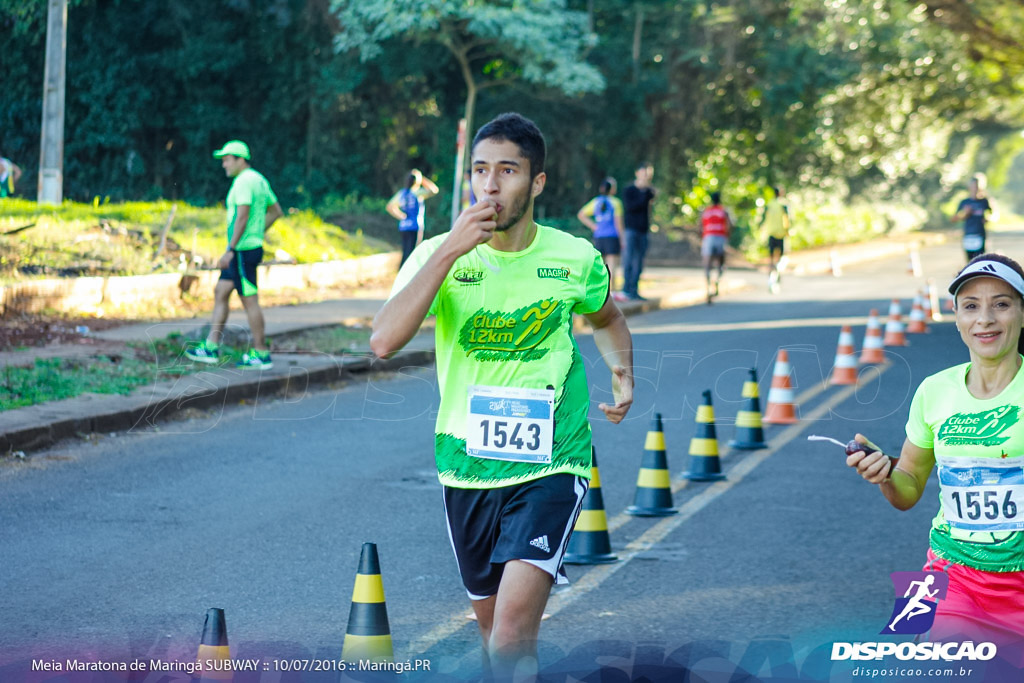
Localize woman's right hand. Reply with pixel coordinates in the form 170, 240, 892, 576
846, 433, 892, 484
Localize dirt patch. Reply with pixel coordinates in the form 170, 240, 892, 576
0, 314, 132, 352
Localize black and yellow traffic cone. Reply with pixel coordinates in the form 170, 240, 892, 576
195, 608, 231, 682
729, 368, 768, 450
626, 413, 677, 517
683, 390, 726, 481
341, 542, 394, 663
564, 448, 618, 564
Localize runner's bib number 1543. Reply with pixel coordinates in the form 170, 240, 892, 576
937, 455, 1024, 532
466, 385, 554, 464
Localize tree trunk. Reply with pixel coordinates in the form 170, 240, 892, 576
450, 43, 478, 224
632, 3, 644, 84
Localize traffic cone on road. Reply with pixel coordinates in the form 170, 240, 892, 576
883, 299, 908, 347
926, 280, 943, 322
195, 608, 231, 682
626, 413, 677, 517
859, 309, 885, 364
907, 246, 922, 277
342, 542, 393, 663
728, 368, 767, 450
564, 448, 618, 564
763, 349, 799, 424
906, 295, 929, 334
829, 249, 843, 277
683, 390, 726, 481
829, 326, 859, 386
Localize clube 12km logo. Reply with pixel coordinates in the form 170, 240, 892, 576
831, 571, 997, 662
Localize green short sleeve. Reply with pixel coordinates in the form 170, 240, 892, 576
389, 236, 442, 317
905, 382, 934, 450
574, 249, 609, 315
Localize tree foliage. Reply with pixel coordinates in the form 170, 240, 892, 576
3, 0, 1024, 240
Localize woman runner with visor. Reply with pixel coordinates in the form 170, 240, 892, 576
847, 253, 1024, 662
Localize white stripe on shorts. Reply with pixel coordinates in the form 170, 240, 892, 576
521, 474, 588, 586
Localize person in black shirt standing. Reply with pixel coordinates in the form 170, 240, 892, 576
621, 162, 655, 300
954, 174, 995, 264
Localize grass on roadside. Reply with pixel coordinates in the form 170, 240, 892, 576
0, 326, 373, 412
0, 198, 390, 283
0, 335, 189, 411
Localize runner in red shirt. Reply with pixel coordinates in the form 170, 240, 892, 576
700, 191, 732, 304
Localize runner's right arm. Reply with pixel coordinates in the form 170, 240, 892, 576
371, 200, 498, 358
385, 192, 406, 221
577, 201, 597, 233
847, 435, 934, 510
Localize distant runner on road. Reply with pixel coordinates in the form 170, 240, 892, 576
700, 191, 732, 305
848, 253, 1024, 661
372, 113, 633, 681
954, 174, 995, 264
759, 186, 791, 294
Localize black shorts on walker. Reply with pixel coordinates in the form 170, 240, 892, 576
219, 246, 263, 297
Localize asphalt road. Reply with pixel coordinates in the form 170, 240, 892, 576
2, 231, 1022, 682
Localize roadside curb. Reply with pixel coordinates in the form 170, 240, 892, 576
0, 349, 435, 455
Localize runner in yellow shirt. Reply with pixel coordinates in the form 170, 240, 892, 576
759, 186, 791, 293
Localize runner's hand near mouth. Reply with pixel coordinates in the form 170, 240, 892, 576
445, 199, 499, 256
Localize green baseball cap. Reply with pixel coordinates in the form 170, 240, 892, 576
212, 140, 251, 160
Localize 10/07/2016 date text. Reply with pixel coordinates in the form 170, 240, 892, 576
269, 658, 431, 673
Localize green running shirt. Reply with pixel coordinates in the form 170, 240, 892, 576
390, 224, 610, 489
226, 168, 278, 251
905, 359, 1024, 571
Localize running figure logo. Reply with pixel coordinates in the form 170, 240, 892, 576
881, 571, 949, 634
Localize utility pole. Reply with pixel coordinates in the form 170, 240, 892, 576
38, 0, 68, 205
450, 119, 467, 226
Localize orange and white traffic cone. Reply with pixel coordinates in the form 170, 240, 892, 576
906, 295, 929, 334
920, 288, 934, 323
926, 280, 943, 322
859, 309, 885, 364
763, 349, 799, 424
883, 299, 908, 347
907, 246, 922, 277
829, 249, 843, 277
829, 326, 859, 385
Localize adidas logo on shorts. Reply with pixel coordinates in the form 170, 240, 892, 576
529, 535, 551, 553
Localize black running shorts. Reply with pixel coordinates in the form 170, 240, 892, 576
219, 246, 263, 297
443, 473, 589, 599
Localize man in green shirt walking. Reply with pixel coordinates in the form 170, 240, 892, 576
186, 140, 282, 369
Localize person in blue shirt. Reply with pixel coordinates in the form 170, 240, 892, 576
387, 168, 440, 267
954, 174, 996, 264
577, 177, 625, 298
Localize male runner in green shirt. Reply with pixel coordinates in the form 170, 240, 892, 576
372, 113, 634, 679
186, 140, 283, 369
